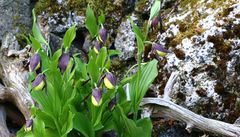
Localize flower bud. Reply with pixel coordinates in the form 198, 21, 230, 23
29, 54, 41, 71
151, 16, 159, 29
152, 44, 171, 57
24, 119, 33, 132
108, 97, 116, 111
58, 53, 70, 73
93, 41, 102, 54
32, 74, 45, 91
104, 72, 117, 89
98, 27, 107, 44
91, 88, 102, 107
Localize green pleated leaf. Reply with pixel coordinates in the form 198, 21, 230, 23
96, 47, 107, 68
29, 35, 41, 51
73, 112, 95, 137
32, 9, 48, 45
130, 19, 145, 53
33, 116, 47, 137
113, 105, 151, 137
129, 59, 158, 112
98, 12, 105, 24
63, 25, 76, 51
136, 118, 152, 137
149, 0, 161, 20
85, 5, 98, 38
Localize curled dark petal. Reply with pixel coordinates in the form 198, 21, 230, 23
108, 97, 117, 111
25, 119, 33, 128
98, 27, 107, 43
29, 53, 40, 71
92, 88, 102, 106
152, 44, 171, 53
94, 41, 102, 54
24, 119, 33, 131
97, 74, 105, 87
58, 53, 70, 73
32, 74, 44, 88
151, 16, 159, 29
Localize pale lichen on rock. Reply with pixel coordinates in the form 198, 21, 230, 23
157, 0, 240, 121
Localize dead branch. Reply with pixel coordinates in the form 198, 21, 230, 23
141, 98, 240, 137
141, 71, 240, 137
163, 71, 179, 100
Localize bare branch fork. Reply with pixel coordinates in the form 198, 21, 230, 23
141, 72, 240, 137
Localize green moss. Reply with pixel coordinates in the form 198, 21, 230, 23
180, 0, 198, 8
35, 0, 60, 15
34, 0, 122, 30
135, 0, 148, 12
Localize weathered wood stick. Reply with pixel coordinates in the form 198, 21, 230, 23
141, 98, 240, 137
141, 71, 240, 137
163, 71, 179, 100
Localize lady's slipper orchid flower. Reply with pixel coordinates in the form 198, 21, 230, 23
32, 74, 45, 91
104, 72, 117, 89
152, 44, 171, 57
24, 119, 33, 132
151, 16, 159, 29
98, 27, 107, 44
94, 41, 102, 54
91, 88, 102, 107
29, 54, 41, 71
58, 53, 70, 73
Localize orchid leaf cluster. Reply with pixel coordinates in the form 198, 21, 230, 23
17, 1, 167, 137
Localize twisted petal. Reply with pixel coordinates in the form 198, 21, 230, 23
91, 88, 102, 106
104, 72, 117, 89
58, 53, 70, 73
29, 54, 41, 71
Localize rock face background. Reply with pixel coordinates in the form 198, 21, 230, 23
0, 0, 33, 40
159, 1, 240, 123
0, 0, 239, 136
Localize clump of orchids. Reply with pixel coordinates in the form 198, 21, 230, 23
29, 51, 71, 91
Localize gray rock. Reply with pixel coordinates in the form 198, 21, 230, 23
49, 33, 63, 53
82, 35, 92, 53
0, 0, 32, 40
1, 33, 19, 50
114, 17, 136, 61
39, 11, 85, 34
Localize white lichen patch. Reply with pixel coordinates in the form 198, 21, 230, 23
164, 36, 217, 106
39, 11, 85, 33
168, 11, 192, 24
159, 0, 240, 111
198, 8, 220, 30
114, 17, 136, 60
228, 3, 240, 24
